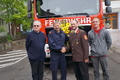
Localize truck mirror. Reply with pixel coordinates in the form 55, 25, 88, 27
28, 0, 32, 12
106, 6, 112, 13
27, 13, 32, 18
104, 0, 111, 6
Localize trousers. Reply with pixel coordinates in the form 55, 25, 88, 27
30, 61, 44, 80
91, 57, 109, 80
50, 53, 66, 80
73, 61, 89, 80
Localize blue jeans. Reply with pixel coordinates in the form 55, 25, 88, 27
30, 61, 44, 80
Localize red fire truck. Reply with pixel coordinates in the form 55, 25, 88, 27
27, 0, 112, 65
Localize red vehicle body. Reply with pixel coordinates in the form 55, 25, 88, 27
27, 0, 111, 64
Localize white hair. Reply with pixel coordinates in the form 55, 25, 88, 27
33, 20, 41, 25
53, 21, 61, 26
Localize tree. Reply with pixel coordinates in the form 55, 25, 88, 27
0, 0, 31, 36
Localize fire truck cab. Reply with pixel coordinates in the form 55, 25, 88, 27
27, 0, 112, 65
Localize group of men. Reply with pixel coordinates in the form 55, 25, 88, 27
25, 17, 112, 80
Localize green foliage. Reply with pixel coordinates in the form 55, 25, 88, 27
6, 34, 12, 41
22, 18, 32, 31
16, 32, 21, 35
0, 0, 31, 34
0, 26, 6, 33
37, 0, 42, 16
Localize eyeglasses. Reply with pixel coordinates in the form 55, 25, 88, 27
33, 25, 39, 27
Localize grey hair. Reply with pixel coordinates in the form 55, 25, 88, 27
33, 20, 41, 25
53, 21, 61, 26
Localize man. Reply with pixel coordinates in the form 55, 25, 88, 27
26, 20, 46, 80
66, 20, 89, 80
48, 21, 69, 80
88, 17, 112, 80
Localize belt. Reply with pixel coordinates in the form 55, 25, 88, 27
90, 55, 108, 58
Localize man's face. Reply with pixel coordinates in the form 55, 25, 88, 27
33, 22, 41, 32
71, 21, 78, 30
92, 18, 100, 28
53, 23, 60, 32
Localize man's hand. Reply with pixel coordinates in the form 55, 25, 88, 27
84, 59, 89, 63
61, 47, 66, 53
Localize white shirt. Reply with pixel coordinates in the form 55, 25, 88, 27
74, 28, 79, 33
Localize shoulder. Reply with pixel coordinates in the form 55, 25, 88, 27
27, 31, 33, 36
48, 30, 53, 35
79, 29, 87, 35
79, 29, 84, 32
101, 28, 110, 35
102, 28, 109, 32
79, 29, 88, 40
88, 29, 94, 35
88, 29, 93, 33
79, 29, 86, 35
48, 30, 54, 37
49, 29, 55, 34
40, 31, 45, 35
61, 30, 66, 35
40, 32, 46, 37
26, 31, 34, 39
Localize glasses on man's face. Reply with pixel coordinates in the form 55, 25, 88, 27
33, 25, 39, 27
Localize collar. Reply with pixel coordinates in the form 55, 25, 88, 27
33, 30, 40, 34
94, 27, 103, 33
74, 28, 79, 33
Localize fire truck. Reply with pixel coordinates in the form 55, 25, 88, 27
27, 0, 112, 65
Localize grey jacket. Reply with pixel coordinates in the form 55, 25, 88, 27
88, 28, 112, 57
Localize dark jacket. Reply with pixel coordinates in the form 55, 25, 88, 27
66, 29, 89, 62
48, 29, 69, 54
25, 31, 46, 61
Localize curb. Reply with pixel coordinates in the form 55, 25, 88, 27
0, 46, 25, 55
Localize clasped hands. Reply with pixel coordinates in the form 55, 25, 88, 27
60, 47, 66, 53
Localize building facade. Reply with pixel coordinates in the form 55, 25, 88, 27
103, 1, 120, 29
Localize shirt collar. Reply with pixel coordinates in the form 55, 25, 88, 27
74, 28, 79, 33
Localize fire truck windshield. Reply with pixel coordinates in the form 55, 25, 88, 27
36, 0, 100, 18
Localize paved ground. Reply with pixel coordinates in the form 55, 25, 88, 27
0, 40, 120, 80
0, 49, 27, 68
109, 40, 120, 64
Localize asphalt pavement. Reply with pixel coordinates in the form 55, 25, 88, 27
0, 40, 120, 80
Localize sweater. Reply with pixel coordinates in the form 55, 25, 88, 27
26, 31, 46, 61
88, 28, 112, 57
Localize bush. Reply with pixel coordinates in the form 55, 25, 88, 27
0, 26, 6, 33
6, 34, 12, 41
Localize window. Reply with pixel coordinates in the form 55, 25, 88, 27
36, 0, 100, 17
104, 13, 118, 29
